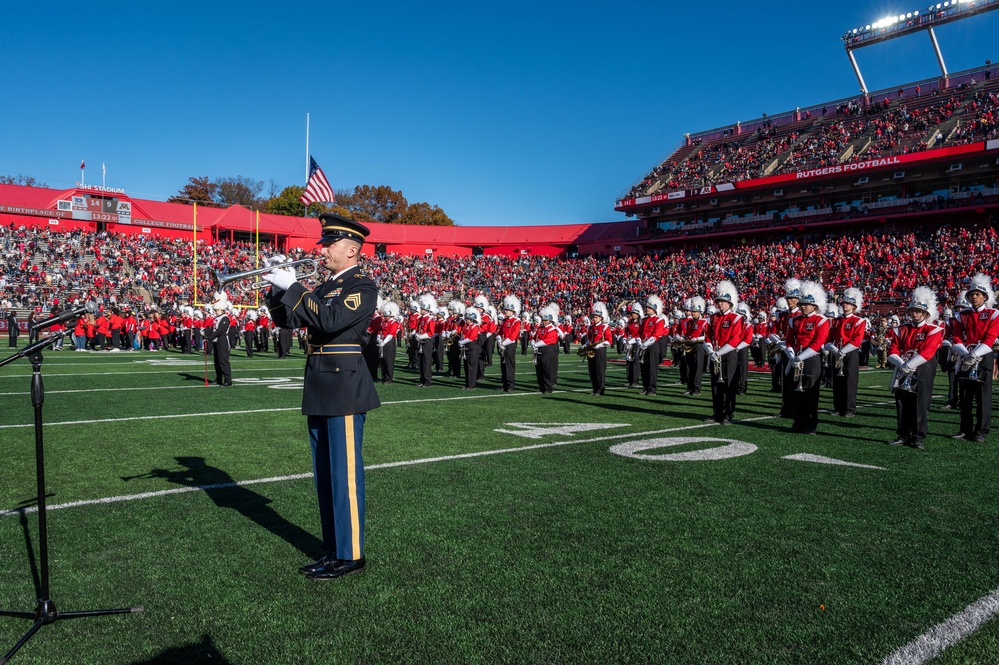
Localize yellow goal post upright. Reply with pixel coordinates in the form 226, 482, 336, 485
191, 204, 261, 310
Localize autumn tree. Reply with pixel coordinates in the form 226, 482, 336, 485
336, 185, 408, 224
214, 176, 264, 208
399, 201, 454, 226
0, 175, 47, 187
168, 176, 218, 206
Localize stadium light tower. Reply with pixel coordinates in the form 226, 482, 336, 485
842, 0, 999, 94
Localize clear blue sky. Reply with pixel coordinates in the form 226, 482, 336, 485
3, 1, 997, 226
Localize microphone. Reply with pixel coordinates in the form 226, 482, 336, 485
31, 301, 98, 332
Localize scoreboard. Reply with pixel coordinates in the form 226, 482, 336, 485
58, 193, 132, 224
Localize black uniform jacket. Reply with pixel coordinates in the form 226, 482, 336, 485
267, 265, 381, 417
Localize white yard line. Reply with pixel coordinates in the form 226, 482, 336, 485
880, 588, 999, 664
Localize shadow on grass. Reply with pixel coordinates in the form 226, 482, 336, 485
129, 634, 232, 665
125, 457, 323, 560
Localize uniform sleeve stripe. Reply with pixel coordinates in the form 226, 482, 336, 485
344, 416, 362, 560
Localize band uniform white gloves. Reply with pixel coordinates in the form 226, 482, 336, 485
264, 266, 297, 291
899, 363, 916, 375
708, 351, 720, 363
262, 254, 287, 269
792, 358, 804, 372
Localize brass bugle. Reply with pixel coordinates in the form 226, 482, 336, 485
210, 258, 320, 293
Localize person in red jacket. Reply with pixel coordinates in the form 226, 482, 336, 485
887, 287, 944, 449
95, 308, 111, 350
498, 295, 522, 393
243, 310, 257, 358
415, 294, 437, 387
377, 302, 401, 384
459, 307, 482, 390
950, 273, 999, 442
583, 302, 613, 396
681, 296, 707, 397
531, 304, 561, 394
827, 288, 867, 417
123, 306, 138, 351
705, 282, 744, 425
73, 314, 87, 351
785, 281, 829, 435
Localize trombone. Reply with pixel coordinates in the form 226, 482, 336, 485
209, 258, 320, 293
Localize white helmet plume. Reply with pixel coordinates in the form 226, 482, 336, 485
841, 287, 864, 312
501, 295, 522, 316
713, 280, 739, 308
967, 273, 996, 307
907, 286, 940, 323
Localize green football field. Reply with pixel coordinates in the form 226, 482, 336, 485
0, 342, 997, 664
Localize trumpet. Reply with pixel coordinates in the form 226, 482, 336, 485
793, 360, 807, 392
209, 258, 320, 293
577, 343, 596, 359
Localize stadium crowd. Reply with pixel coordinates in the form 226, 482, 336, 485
627, 82, 999, 198
2, 217, 997, 334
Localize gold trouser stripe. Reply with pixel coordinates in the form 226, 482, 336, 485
344, 415, 361, 559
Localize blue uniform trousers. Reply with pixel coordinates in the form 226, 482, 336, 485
308, 414, 366, 561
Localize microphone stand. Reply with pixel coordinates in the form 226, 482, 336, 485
0, 331, 142, 665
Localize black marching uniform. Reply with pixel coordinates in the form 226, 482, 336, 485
204, 312, 232, 386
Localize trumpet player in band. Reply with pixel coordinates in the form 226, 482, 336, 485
624, 303, 643, 388
582, 302, 613, 396
705, 282, 744, 425
886, 287, 943, 449
498, 295, 522, 393
376, 301, 401, 384
950, 273, 998, 443
734, 303, 752, 395
445, 300, 465, 378
681, 296, 707, 397
785, 281, 829, 435
639, 296, 666, 396
458, 306, 481, 390
774, 279, 802, 419
937, 303, 960, 410
531, 304, 561, 394
826, 288, 866, 418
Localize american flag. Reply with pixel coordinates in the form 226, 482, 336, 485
299, 156, 335, 207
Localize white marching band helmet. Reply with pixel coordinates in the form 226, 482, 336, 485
464, 306, 479, 322
591, 302, 610, 321
211, 291, 230, 312
248, 309, 258, 321
437, 306, 448, 317
712, 280, 739, 307
706, 304, 718, 316
735, 302, 751, 319
967, 272, 997, 307
381, 301, 401, 319
501, 294, 522, 316
955, 290, 970, 309
448, 300, 465, 315
688, 296, 706, 313
840, 287, 864, 312
644, 294, 664, 316
418, 293, 438, 312
473, 294, 490, 310
798, 281, 827, 313
775, 297, 789, 313
540, 303, 560, 323
907, 286, 939, 322
409, 300, 420, 313
824, 303, 841, 319
630, 302, 644, 316
785, 278, 803, 299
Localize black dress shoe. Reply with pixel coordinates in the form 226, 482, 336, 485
704, 417, 719, 423
720, 419, 733, 426
307, 557, 366, 581
972, 434, 986, 443
938, 404, 953, 410
887, 437, 908, 446
298, 554, 334, 576
949, 432, 970, 440
906, 440, 925, 449
844, 412, 856, 418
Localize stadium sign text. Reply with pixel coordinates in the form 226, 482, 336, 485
795, 156, 901, 180
75, 183, 126, 195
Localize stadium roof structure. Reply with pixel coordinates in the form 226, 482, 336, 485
0, 183, 644, 257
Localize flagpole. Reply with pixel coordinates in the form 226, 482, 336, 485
81, 162, 85, 187
102, 162, 106, 189
305, 112, 310, 185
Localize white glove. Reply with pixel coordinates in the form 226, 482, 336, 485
899, 363, 916, 375
264, 267, 297, 291
793, 358, 804, 371
708, 351, 720, 363
262, 254, 288, 269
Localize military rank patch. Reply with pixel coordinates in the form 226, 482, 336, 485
344, 293, 362, 311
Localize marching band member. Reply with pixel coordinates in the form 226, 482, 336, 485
532, 304, 561, 394
950, 274, 999, 443
829, 288, 866, 418
559, 314, 573, 355
446, 300, 466, 378
459, 307, 482, 390
820, 302, 840, 388
584, 302, 613, 396
886, 287, 943, 449
734, 303, 752, 395
192, 310, 204, 355
473, 295, 492, 375
363, 300, 384, 380
775, 280, 802, 417
706, 282, 744, 425
625, 303, 643, 388
204, 292, 233, 387
937, 306, 958, 410
202, 308, 214, 356
674, 302, 692, 386
177, 306, 193, 354
406, 301, 420, 369
433, 306, 448, 373
766, 300, 787, 392
639, 296, 666, 396
785, 281, 828, 435
263, 214, 379, 580
377, 301, 401, 384
750, 315, 766, 369
257, 306, 271, 353
520, 312, 531, 356
415, 294, 438, 387
499, 295, 522, 393
682, 296, 707, 396
243, 309, 257, 357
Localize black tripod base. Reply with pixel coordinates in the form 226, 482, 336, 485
0, 599, 144, 664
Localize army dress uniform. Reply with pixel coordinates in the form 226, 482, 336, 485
265, 217, 381, 578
